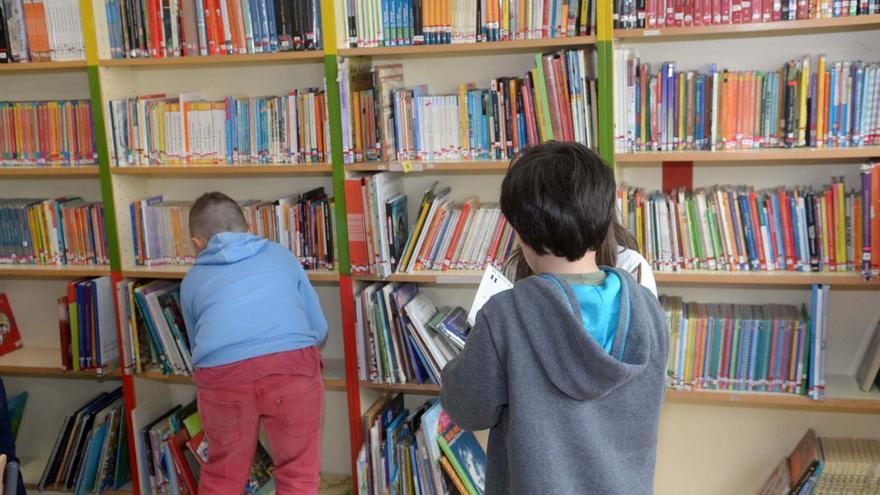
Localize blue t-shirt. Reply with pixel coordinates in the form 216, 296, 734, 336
558, 270, 622, 354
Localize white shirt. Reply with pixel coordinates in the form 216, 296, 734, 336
616, 248, 657, 298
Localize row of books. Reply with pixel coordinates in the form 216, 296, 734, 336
108, 89, 330, 167
617, 165, 880, 276
346, 175, 516, 277
130, 190, 336, 269
661, 285, 828, 400
356, 282, 469, 385
58, 277, 120, 375
357, 395, 487, 495
342, 0, 598, 48
614, 53, 880, 152
118, 279, 193, 377
38, 388, 131, 493
339, 50, 597, 164
103, 0, 322, 59
133, 401, 275, 495
760, 429, 880, 495
0, 197, 109, 266
0, 0, 85, 62
0, 100, 97, 167
614, 0, 880, 29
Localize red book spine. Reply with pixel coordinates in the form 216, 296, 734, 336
752, 0, 763, 20
666, 0, 677, 25
742, 0, 753, 21
656, 0, 666, 26
647, 0, 657, 27
732, 0, 743, 22
552, 57, 574, 141
443, 203, 473, 270
485, 216, 508, 266
344, 179, 369, 274
778, 190, 796, 270
796, 0, 809, 17
721, 0, 731, 22
685, 0, 696, 24
702, 0, 713, 23
214, 0, 225, 55
674, 0, 685, 24
58, 296, 71, 371
772, 0, 783, 19
203, 0, 218, 55
762, 0, 772, 20
149, 0, 162, 56
749, 191, 767, 270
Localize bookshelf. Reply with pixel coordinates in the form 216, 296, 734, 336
3, 0, 880, 494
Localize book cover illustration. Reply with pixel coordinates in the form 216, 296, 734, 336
437, 410, 486, 495
0, 293, 23, 356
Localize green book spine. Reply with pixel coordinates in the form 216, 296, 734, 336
437, 435, 478, 495
730, 319, 741, 390
707, 205, 724, 269
70, 300, 80, 372
533, 54, 554, 141
686, 199, 703, 264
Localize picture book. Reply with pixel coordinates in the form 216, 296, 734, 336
437, 410, 487, 495
0, 294, 23, 357
468, 264, 513, 326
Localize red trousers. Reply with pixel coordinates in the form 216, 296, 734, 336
193, 347, 324, 495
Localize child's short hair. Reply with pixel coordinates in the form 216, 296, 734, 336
500, 141, 616, 262
189, 192, 248, 240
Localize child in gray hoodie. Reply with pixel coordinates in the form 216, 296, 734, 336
441, 142, 668, 495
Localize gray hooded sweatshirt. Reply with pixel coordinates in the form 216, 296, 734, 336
440, 267, 668, 495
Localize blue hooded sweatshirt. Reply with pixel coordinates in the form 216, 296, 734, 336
180, 232, 328, 368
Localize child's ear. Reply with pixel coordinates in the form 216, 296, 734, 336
191, 236, 208, 252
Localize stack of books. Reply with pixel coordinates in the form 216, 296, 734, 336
356, 282, 468, 385
102, 0, 322, 59
0, 0, 86, 62
58, 276, 120, 375
615, 0, 880, 29
0, 100, 97, 166
343, 0, 598, 47
357, 395, 487, 495
39, 388, 131, 493
345, 176, 516, 277
615, 53, 880, 152
133, 402, 275, 495
617, 164, 880, 277
340, 50, 598, 164
129, 189, 335, 268
109, 89, 330, 167
0, 198, 109, 266
661, 284, 829, 400
759, 428, 880, 495
118, 280, 193, 377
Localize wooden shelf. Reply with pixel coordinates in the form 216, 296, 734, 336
615, 14, 880, 41
136, 358, 348, 391
0, 347, 121, 380
111, 163, 332, 177
0, 166, 100, 177
355, 269, 880, 287
361, 375, 880, 413
121, 265, 340, 282
347, 160, 510, 173
0, 264, 111, 279
98, 51, 324, 68
0, 60, 87, 73
615, 147, 880, 164
338, 36, 597, 58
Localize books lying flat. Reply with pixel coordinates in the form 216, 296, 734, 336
0, 100, 97, 166
129, 188, 335, 269
109, 90, 329, 167
0, 0, 85, 62
103, 0, 322, 59
39, 388, 131, 493
661, 285, 829, 400
619, 163, 880, 278
615, 53, 880, 152
0, 197, 108, 266
340, 50, 598, 164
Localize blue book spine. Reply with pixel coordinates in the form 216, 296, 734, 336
759, 195, 775, 269
853, 62, 865, 147
841, 65, 850, 147
726, 191, 744, 270
129, 203, 139, 263
790, 194, 803, 270
829, 68, 838, 146
257, 0, 270, 52
738, 194, 759, 270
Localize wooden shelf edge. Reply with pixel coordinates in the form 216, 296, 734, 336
0, 367, 122, 380
98, 51, 324, 67
136, 371, 347, 390
111, 164, 332, 176
121, 266, 339, 282
0, 60, 87, 72
615, 147, 880, 163
359, 382, 880, 413
0, 166, 100, 177
615, 15, 880, 41
0, 265, 112, 279
346, 160, 510, 172
338, 36, 597, 57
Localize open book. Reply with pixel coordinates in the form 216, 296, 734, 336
467, 265, 513, 327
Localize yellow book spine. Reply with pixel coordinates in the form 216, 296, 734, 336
684, 307, 696, 385
816, 55, 826, 148
797, 55, 810, 147
677, 72, 685, 149
458, 84, 470, 158
836, 181, 846, 268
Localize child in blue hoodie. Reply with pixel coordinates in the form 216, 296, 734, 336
180, 192, 328, 495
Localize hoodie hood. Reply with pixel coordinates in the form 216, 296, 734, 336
511, 268, 652, 401
195, 232, 269, 265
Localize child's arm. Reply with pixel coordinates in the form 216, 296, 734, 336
440, 309, 507, 431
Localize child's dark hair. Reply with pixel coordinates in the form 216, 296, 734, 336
189, 191, 248, 240
500, 141, 617, 262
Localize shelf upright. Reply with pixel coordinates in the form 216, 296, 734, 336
320, 0, 363, 472
78, 0, 141, 490
596, 0, 615, 167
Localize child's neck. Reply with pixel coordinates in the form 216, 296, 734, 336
533, 251, 600, 275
